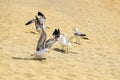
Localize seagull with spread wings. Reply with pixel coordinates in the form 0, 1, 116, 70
32, 16, 60, 60
25, 12, 50, 32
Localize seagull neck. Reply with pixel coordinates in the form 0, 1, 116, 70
74, 28, 78, 33
74, 29, 78, 33
40, 24, 44, 30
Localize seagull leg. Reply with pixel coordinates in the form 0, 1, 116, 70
76, 37, 78, 43
66, 47, 68, 53
69, 36, 75, 42
64, 46, 67, 52
34, 55, 38, 60
77, 37, 79, 44
78, 37, 80, 44
64, 46, 68, 53
62, 45, 65, 51
64, 46, 66, 51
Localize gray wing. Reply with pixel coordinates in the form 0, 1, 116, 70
36, 16, 47, 51
25, 18, 45, 26
45, 38, 58, 49
39, 18, 46, 25
36, 31, 47, 51
34, 17, 46, 30
25, 17, 46, 31
35, 19, 40, 30
45, 29, 60, 49
25, 18, 36, 25
25, 12, 46, 26
74, 33, 86, 36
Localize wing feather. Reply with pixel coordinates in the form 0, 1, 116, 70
36, 16, 47, 51
25, 18, 36, 25
45, 29, 60, 49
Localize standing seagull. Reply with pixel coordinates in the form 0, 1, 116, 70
59, 33, 71, 52
25, 12, 50, 32
72, 27, 89, 44
32, 16, 60, 60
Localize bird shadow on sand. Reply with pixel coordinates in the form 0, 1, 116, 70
30, 31, 37, 34
52, 48, 66, 53
52, 48, 79, 54
12, 57, 46, 62
82, 37, 89, 40
71, 41, 81, 45
69, 51, 80, 54
25, 31, 37, 34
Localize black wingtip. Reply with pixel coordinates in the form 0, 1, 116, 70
25, 20, 32, 25
57, 29, 60, 35
38, 12, 42, 15
58, 29, 60, 32
52, 29, 56, 36
52, 28, 60, 38
38, 12, 44, 17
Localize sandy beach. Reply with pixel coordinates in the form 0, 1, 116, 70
0, 0, 120, 80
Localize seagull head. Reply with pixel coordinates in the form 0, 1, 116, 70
73, 27, 78, 33
61, 33, 66, 37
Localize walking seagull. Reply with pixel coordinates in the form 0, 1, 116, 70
70, 27, 89, 44
32, 16, 60, 60
25, 12, 50, 32
59, 33, 71, 53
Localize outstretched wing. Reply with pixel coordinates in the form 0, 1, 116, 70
25, 18, 36, 25
25, 12, 46, 26
36, 16, 47, 51
45, 38, 57, 49
45, 29, 60, 49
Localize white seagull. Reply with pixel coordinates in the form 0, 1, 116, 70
32, 16, 60, 60
25, 12, 50, 32
72, 27, 89, 44
59, 33, 71, 52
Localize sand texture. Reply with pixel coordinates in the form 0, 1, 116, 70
0, 0, 120, 80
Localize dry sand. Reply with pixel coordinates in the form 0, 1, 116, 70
0, 0, 120, 80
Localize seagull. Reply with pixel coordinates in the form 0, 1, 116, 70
32, 16, 60, 60
72, 27, 89, 44
25, 12, 50, 32
59, 33, 71, 52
